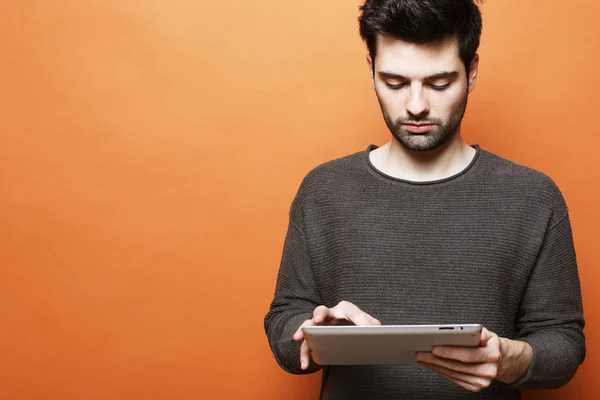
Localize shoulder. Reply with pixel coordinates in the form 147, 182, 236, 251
480, 149, 561, 192
289, 148, 367, 222
479, 149, 569, 224
299, 149, 366, 192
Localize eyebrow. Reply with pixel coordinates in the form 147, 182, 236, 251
378, 71, 459, 81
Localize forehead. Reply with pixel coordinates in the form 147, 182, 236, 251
375, 35, 463, 77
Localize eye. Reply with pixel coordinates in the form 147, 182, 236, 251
385, 82, 407, 90
430, 83, 450, 91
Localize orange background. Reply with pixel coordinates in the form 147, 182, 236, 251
0, 1, 598, 399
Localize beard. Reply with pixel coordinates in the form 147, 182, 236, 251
378, 92, 469, 152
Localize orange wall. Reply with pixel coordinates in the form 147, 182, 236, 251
0, 1, 598, 399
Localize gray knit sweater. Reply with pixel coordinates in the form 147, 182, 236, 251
264, 145, 585, 399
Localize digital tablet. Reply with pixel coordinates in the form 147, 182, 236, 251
302, 324, 482, 365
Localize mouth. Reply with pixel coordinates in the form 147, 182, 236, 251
403, 123, 436, 134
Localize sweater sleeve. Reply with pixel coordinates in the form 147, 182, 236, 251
512, 212, 586, 389
264, 203, 324, 375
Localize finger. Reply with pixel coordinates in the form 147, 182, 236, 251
293, 319, 314, 342
367, 315, 381, 325
331, 303, 378, 326
421, 362, 493, 391
431, 344, 500, 364
300, 340, 311, 370
416, 352, 497, 379
427, 365, 481, 392
419, 362, 486, 392
347, 312, 374, 326
293, 328, 303, 341
312, 306, 330, 324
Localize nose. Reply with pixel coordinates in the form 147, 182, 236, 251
406, 86, 429, 118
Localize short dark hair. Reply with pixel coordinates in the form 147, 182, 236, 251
359, 0, 483, 71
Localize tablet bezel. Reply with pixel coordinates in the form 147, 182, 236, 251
301, 324, 483, 366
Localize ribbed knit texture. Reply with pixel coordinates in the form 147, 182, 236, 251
264, 145, 585, 400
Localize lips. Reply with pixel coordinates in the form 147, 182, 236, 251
403, 124, 435, 134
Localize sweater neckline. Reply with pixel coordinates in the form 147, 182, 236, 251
364, 143, 482, 186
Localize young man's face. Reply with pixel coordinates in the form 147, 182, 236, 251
368, 35, 478, 151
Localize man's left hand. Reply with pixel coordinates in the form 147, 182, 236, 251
415, 328, 532, 392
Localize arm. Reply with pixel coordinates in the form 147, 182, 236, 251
264, 218, 323, 374
264, 196, 381, 374
417, 212, 585, 391
510, 212, 585, 389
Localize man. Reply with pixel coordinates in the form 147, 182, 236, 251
264, 0, 585, 398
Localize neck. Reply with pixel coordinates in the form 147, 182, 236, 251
370, 130, 476, 182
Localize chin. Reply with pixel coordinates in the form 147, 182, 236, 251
394, 132, 455, 152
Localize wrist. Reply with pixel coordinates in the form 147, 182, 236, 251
497, 338, 533, 384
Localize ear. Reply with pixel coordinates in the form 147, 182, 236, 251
367, 54, 375, 90
467, 53, 479, 93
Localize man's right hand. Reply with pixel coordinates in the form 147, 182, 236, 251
292, 301, 381, 370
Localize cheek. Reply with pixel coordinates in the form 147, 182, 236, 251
431, 88, 467, 117
375, 86, 405, 113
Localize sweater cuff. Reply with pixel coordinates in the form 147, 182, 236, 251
508, 338, 536, 388
509, 334, 579, 389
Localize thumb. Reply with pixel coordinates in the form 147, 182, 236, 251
479, 327, 493, 347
